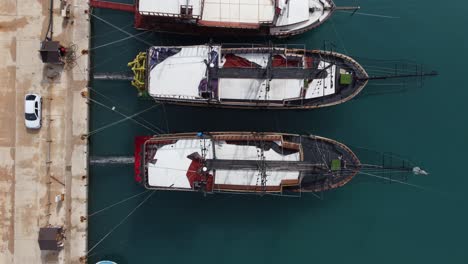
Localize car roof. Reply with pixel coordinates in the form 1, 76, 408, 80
25, 99, 36, 113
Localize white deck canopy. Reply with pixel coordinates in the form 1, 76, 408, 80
218, 79, 303, 101
271, 0, 332, 34
148, 139, 211, 188
148, 46, 214, 99
201, 0, 275, 24
276, 0, 310, 25
147, 139, 300, 188
305, 61, 336, 99
139, 0, 202, 16
147, 45, 336, 102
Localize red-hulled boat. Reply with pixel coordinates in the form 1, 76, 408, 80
90, 0, 343, 37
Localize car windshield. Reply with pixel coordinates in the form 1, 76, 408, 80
25, 94, 36, 100
25, 113, 37, 121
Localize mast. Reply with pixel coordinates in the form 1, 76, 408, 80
264, 44, 274, 101
256, 137, 268, 193
196, 133, 211, 195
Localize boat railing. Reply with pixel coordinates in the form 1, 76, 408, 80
139, 10, 201, 20
222, 43, 305, 51
154, 94, 201, 100
259, 20, 273, 25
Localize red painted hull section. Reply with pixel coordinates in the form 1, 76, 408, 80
90, 0, 135, 13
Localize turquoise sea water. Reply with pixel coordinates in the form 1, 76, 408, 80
88, 0, 468, 263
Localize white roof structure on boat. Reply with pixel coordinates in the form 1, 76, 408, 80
218, 79, 303, 101
148, 44, 337, 102
147, 139, 300, 188
148, 139, 210, 188
201, 0, 275, 24
305, 61, 336, 99
148, 46, 217, 99
138, 0, 333, 34
215, 170, 299, 186
276, 0, 309, 25
139, 0, 202, 16
271, 0, 332, 34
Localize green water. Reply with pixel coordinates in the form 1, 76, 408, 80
88, 0, 468, 263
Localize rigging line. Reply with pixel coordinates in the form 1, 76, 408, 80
87, 87, 163, 132
87, 191, 155, 254
87, 96, 157, 130
329, 18, 348, 54
367, 83, 406, 86
89, 12, 153, 46
90, 22, 134, 40
91, 30, 151, 51
360, 163, 383, 168
364, 68, 416, 75
149, 165, 199, 174
87, 97, 164, 134
309, 191, 323, 200
336, 10, 400, 19
87, 105, 160, 137
362, 64, 420, 71
358, 171, 457, 199
74, 23, 150, 66
161, 103, 170, 133
88, 190, 151, 217
88, 31, 155, 71
359, 171, 428, 190
319, 167, 414, 176
313, 140, 333, 184
349, 145, 417, 162
87, 95, 160, 132
364, 69, 419, 76
355, 59, 420, 66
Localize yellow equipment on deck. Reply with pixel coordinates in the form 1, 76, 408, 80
128, 52, 147, 96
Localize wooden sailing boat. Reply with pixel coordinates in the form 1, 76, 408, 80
90, 0, 352, 37
134, 132, 361, 195
134, 132, 427, 196
128, 44, 369, 109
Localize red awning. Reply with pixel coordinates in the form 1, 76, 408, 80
223, 54, 260, 68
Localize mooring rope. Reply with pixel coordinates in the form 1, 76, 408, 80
86, 103, 160, 137
329, 18, 348, 54
88, 190, 151, 217
87, 191, 155, 254
90, 22, 134, 40
87, 85, 163, 132
89, 12, 153, 46
359, 171, 428, 190
87, 97, 165, 134
91, 30, 151, 51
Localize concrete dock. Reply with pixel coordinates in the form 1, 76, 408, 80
0, 0, 89, 263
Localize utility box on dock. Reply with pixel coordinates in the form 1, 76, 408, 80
38, 226, 65, 250
39, 41, 63, 64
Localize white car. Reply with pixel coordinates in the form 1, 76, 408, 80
24, 93, 42, 129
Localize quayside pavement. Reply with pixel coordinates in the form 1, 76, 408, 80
0, 0, 89, 263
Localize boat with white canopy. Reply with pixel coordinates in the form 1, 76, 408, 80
134, 132, 361, 195
128, 44, 369, 109
90, 0, 348, 37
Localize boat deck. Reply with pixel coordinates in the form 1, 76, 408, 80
135, 133, 360, 194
